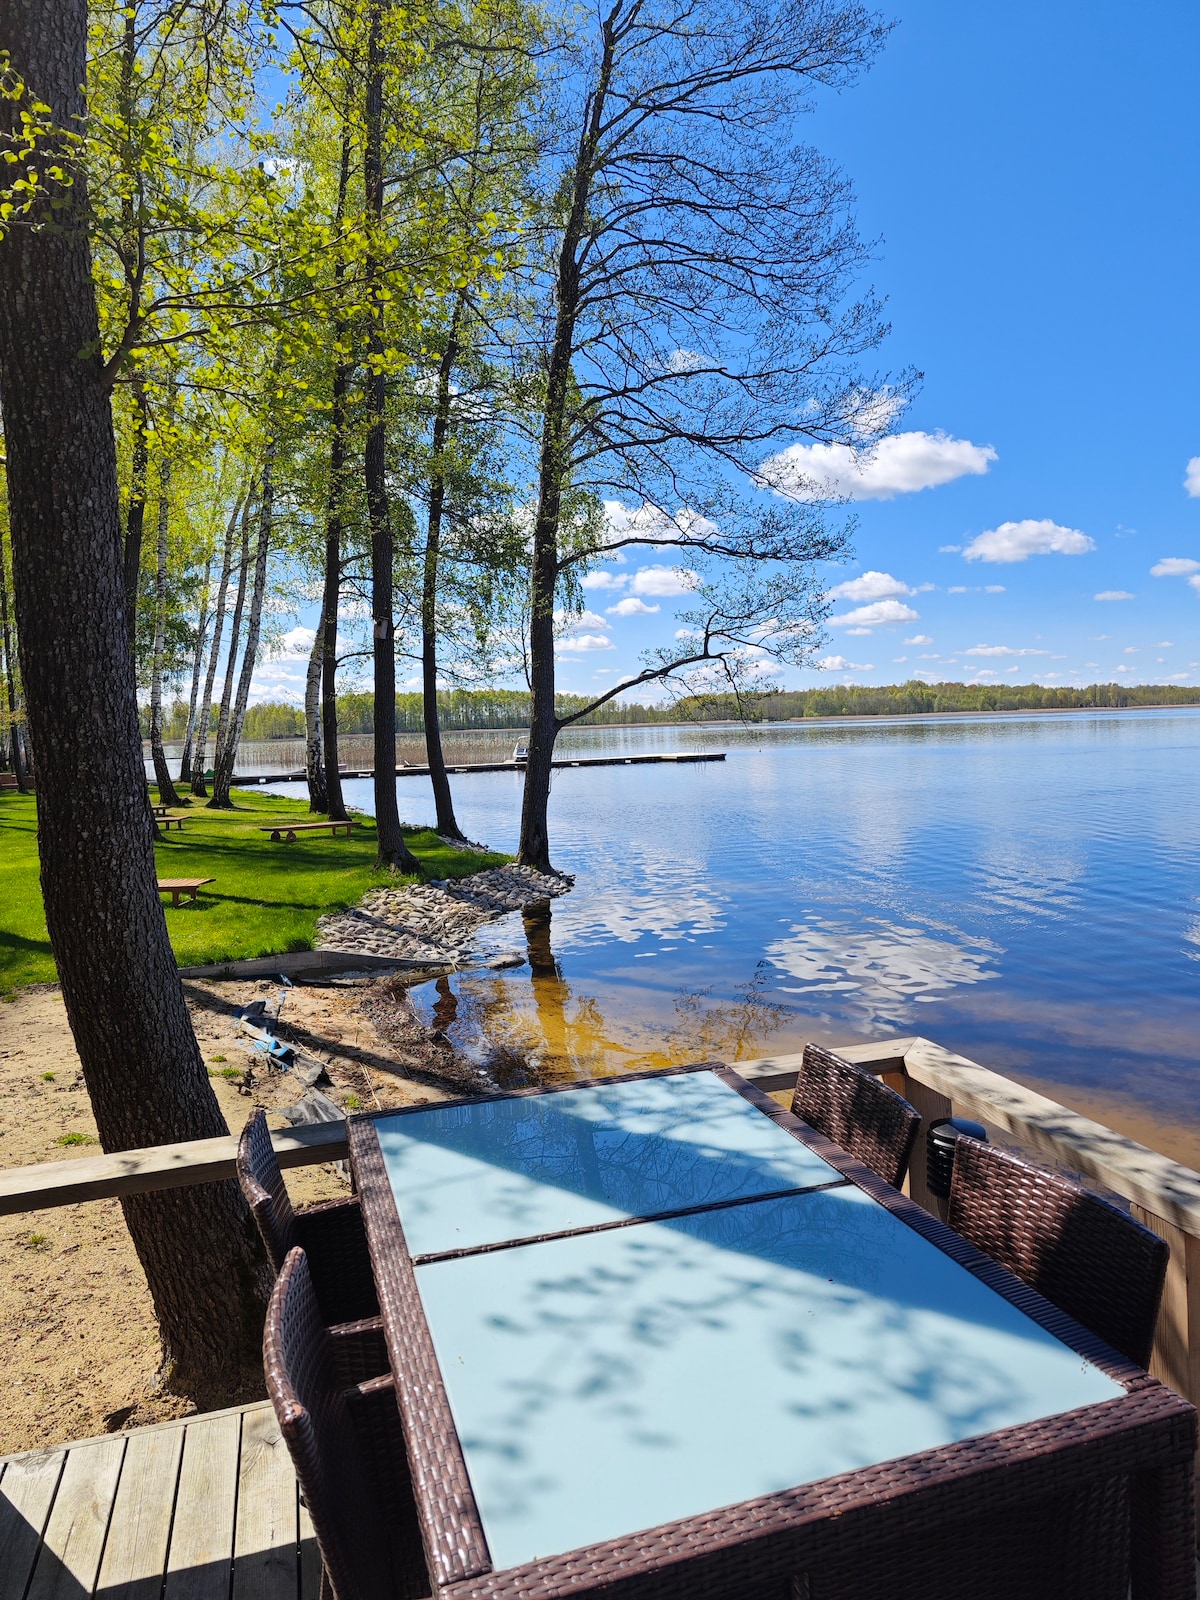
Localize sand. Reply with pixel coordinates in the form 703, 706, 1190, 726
0, 973, 463, 1455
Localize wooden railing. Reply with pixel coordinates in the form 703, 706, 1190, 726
4, 1034, 1199, 1528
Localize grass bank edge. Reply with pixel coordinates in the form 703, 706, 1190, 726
0, 788, 510, 997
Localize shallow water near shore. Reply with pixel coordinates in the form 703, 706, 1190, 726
264, 709, 1200, 1140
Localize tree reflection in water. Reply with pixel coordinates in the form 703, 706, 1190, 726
410, 901, 801, 1087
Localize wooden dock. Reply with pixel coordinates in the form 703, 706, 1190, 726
231, 751, 726, 784
0, 1401, 316, 1600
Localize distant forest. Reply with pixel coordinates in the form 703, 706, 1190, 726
147, 681, 1200, 742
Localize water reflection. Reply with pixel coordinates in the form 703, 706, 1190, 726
765, 914, 1000, 1026
415, 903, 803, 1085
266, 709, 1200, 1123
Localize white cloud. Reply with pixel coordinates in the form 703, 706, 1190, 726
825, 570, 913, 602
630, 565, 699, 597
555, 608, 608, 630
905, 634, 933, 645
1116, 665, 1131, 674
273, 625, 316, 658
962, 519, 1094, 563
675, 627, 700, 640
965, 644, 1050, 657
581, 569, 629, 591
816, 655, 873, 671
829, 599, 919, 630
606, 597, 661, 616
939, 544, 962, 553
1095, 591, 1135, 601
1185, 457, 1200, 497
893, 656, 908, 663
1123, 646, 1139, 654
844, 626, 874, 636
760, 431, 996, 502
947, 586, 968, 594
984, 585, 1006, 594
1150, 557, 1200, 577
555, 634, 614, 653
1157, 641, 1175, 647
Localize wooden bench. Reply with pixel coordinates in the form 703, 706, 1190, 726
156, 814, 186, 831
157, 877, 214, 908
259, 820, 356, 844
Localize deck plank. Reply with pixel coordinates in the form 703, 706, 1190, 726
296, 1501, 321, 1600
96, 1421, 185, 1600
26, 1437, 125, 1600
0, 1451, 67, 1600
163, 1412, 241, 1600
232, 1406, 298, 1600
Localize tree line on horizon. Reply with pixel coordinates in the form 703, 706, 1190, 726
136, 679, 1200, 747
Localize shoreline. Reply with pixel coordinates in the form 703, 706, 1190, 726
144, 699, 1200, 757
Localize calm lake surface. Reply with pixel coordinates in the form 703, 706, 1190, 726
261, 711, 1200, 1127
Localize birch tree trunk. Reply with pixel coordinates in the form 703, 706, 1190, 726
211, 442, 273, 808
190, 490, 241, 797
148, 452, 181, 805
208, 488, 253, 803
0, 0, 270, 1403
177, 550, 213, 787
0, 536, 31, 792
305, 613, 327, 812
122, 375, 149, 652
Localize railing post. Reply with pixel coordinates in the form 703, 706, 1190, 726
898, 1074, 952, 1220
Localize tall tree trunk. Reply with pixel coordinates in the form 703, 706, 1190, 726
190, 489, 242, 797
209, 489, 253, 802
149, 449, 181, 805
0, 0, 269, 1404
517, 30, 612, 872
304, 614, 327, 812
364, 0, 420, 874
320, 110, 353, 826
122, 375, 149, 651
211, 442, 273, 808
0, 534, 31, 792
422, 296, 465, 841
177, 550, 213, 786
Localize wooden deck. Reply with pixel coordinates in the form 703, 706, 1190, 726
0, 1402, 319, 1600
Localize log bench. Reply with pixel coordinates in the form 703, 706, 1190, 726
259, 820, 356, 844
157, 877, 214, 908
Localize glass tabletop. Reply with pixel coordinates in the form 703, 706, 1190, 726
414, 1184, 1124, 1570
374, 1071, 842, 1257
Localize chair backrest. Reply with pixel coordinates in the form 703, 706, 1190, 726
791, 1043, 922, 1189
265, 1248, 395, 1600
947, 1135, 1168, 1369
237, 1108, 296, 1273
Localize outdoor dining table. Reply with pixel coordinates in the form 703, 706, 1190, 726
347, 1063, 1197, 1600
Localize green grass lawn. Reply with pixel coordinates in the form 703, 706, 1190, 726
0, 788, 508, 996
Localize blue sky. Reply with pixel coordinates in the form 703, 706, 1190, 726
550, 0, 1200, 699
254, 0, 1200, 705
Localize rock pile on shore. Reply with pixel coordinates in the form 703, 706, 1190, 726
315, 863, 571, 965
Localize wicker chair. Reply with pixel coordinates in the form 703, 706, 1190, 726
237, 1108, 379, 1326
790, 1043, 922, 1190
265, 1248, 429, 1600
947, 1135, 1168, 1368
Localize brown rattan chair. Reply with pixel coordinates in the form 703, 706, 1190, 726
790, 1043, 921, 1190
265, 1247, 429, 1600
947, 1135, 1168, 1368
237, 1108, 379, 1326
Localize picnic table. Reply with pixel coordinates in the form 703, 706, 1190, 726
259, 820, 356, 843
348, 1065, 1197, 1599
157, 877, 214, 908
156, 814, 186, 831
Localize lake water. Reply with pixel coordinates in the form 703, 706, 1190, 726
261, 711, 1200, 1133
